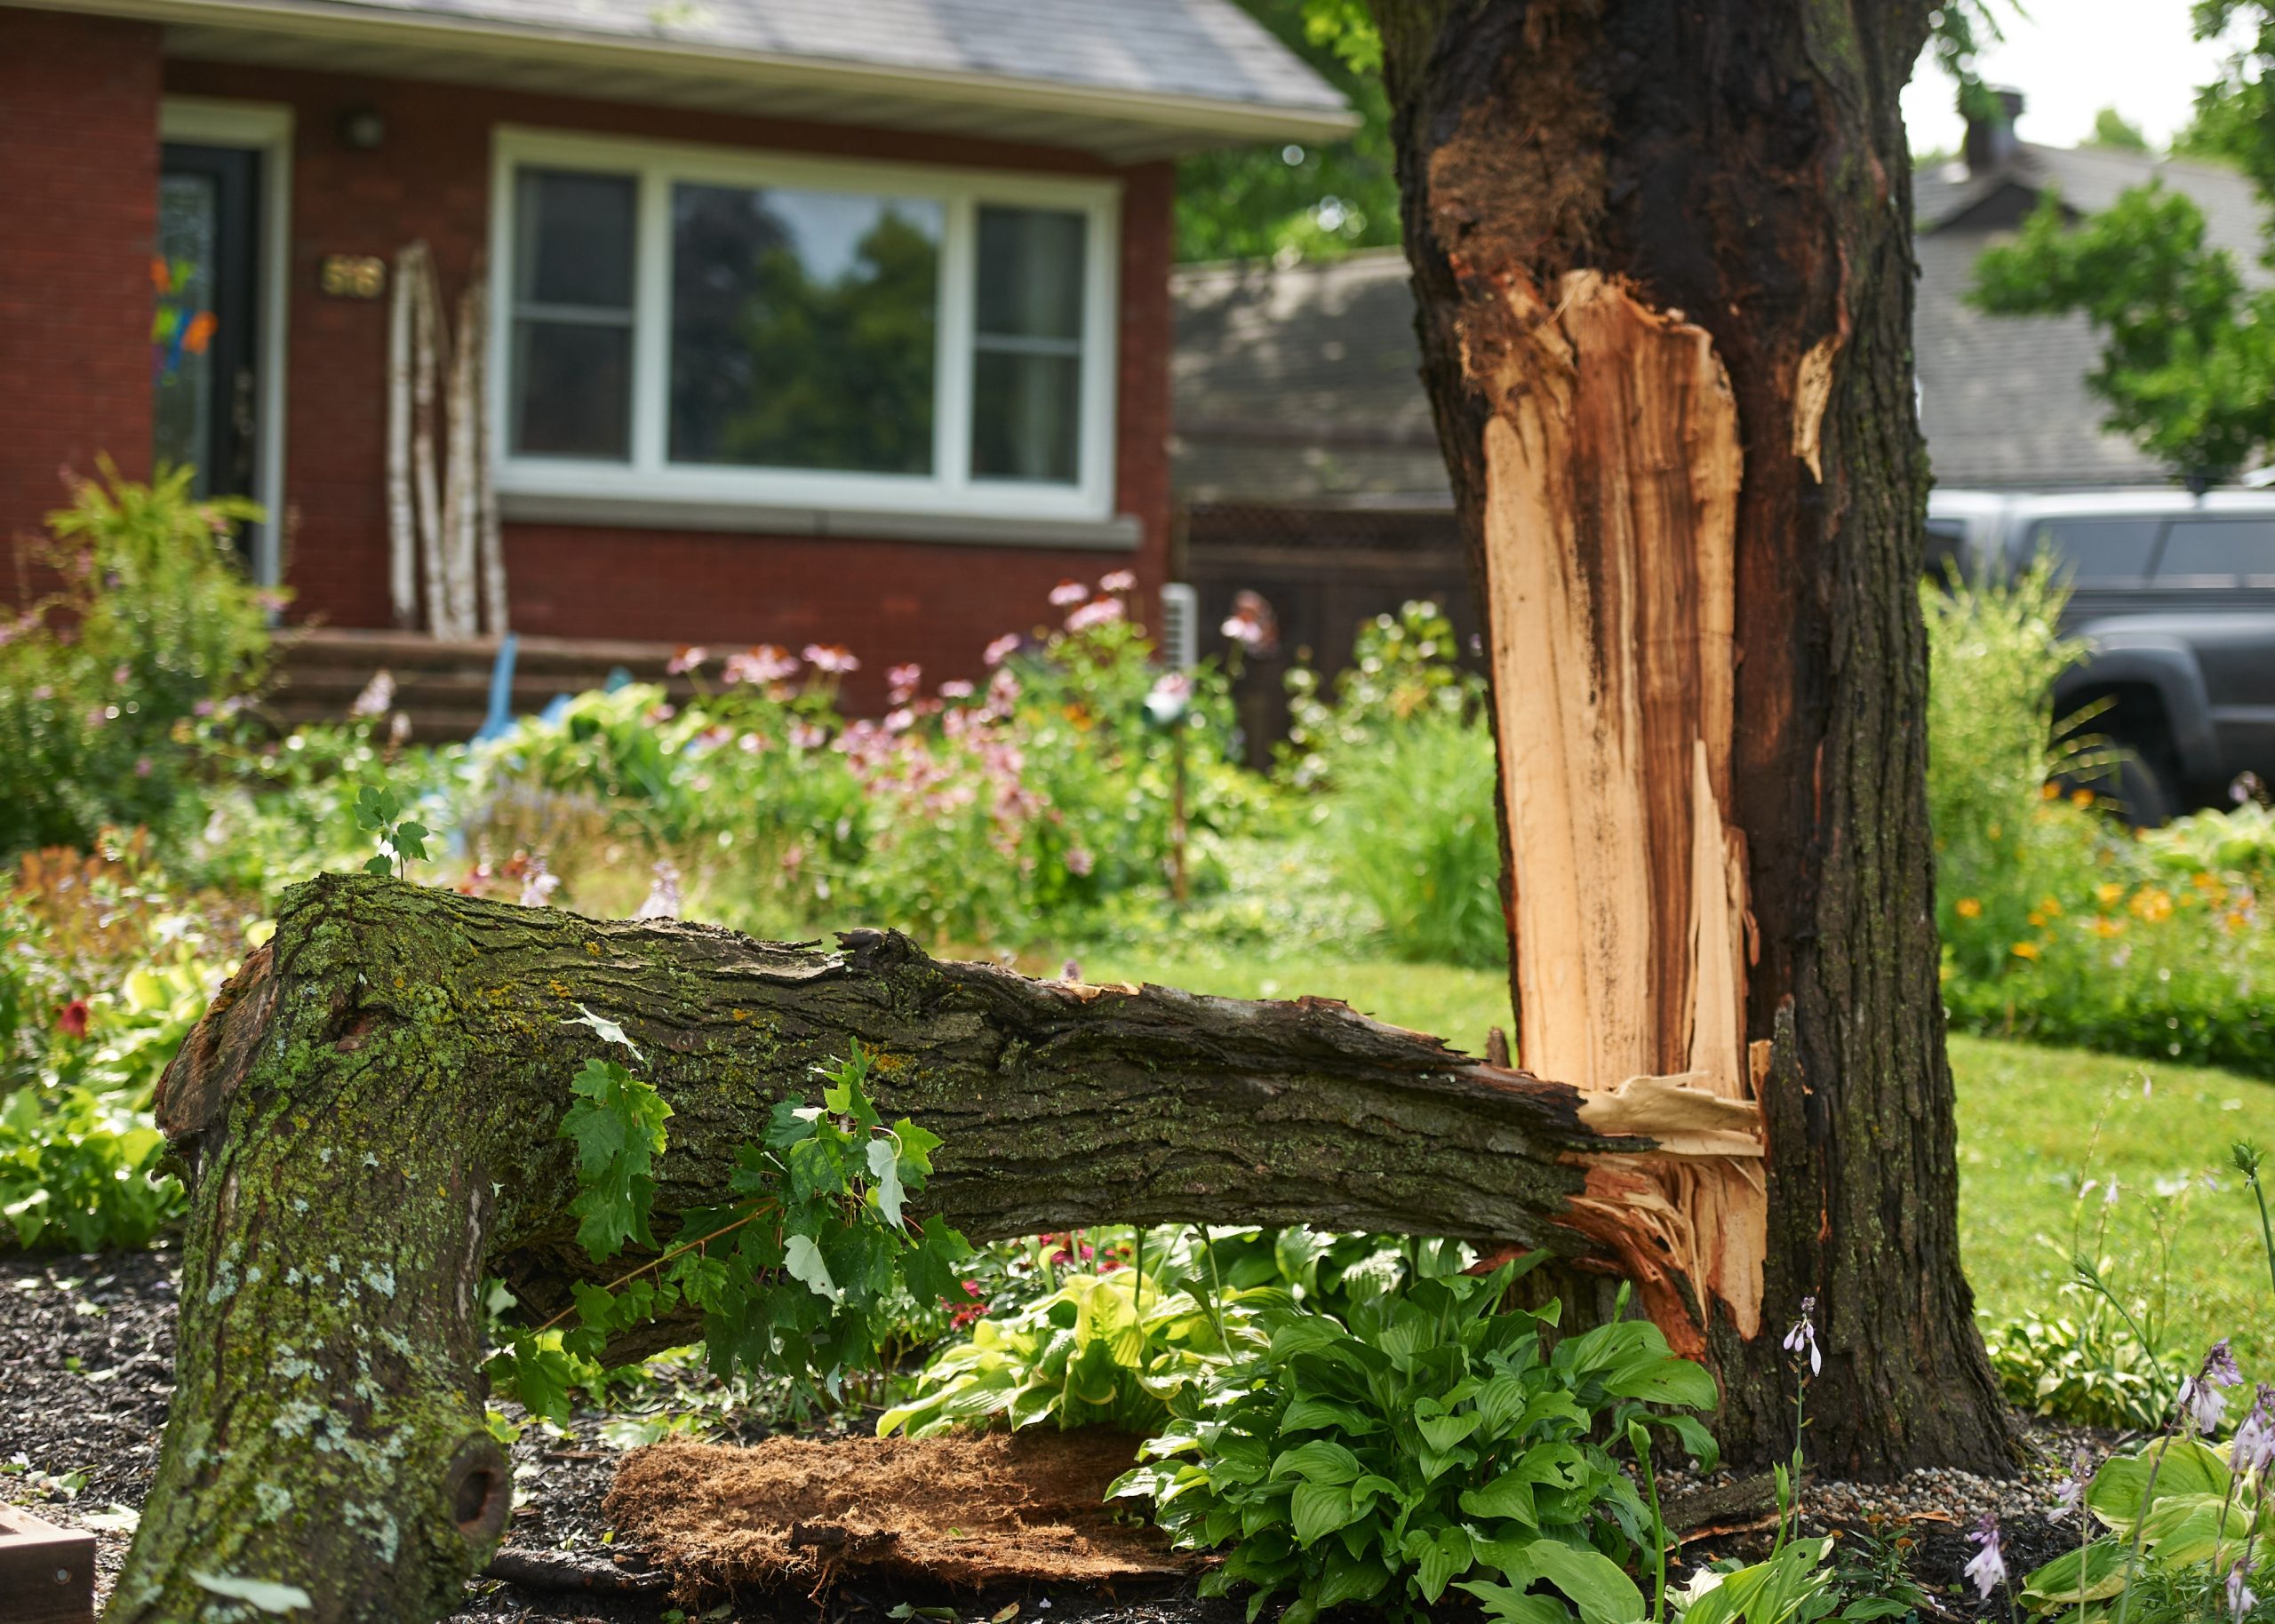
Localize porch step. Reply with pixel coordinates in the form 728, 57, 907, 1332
271, 627, 699, 743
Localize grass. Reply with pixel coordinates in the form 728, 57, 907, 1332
1076, 948, 2275, 1379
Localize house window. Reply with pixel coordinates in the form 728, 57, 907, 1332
491, 131, 1121, 526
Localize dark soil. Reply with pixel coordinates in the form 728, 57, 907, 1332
1, 1243, 2097, 1623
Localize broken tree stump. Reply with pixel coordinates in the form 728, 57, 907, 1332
109, 874, 1761, 1621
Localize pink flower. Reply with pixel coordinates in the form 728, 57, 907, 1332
1098, 569, 1137, 593
667, 645, 708, 676
983, 633, 1021, 668
1048, 578, 1088, 607
1065, 848, 1094, 877
133, 757, 153, 778
724, 644, 799, 685
802, 643, 860, 674
789, 721, 826, 751
1222, 609, 1267, 649
884, 707, 916, 734
348, 669, 396, 718
886, 663, 922, 704
938, 679, 975, 699
1066, 597, 1124, 633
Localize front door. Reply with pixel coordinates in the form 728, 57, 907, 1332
154, 144, 261, 539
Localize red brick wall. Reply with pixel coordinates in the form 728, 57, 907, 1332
0, 8, 162, 596
164, 60, 1177, 704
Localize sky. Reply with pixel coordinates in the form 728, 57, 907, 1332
1901, 0, 2239, 156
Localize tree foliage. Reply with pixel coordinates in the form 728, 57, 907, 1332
1969, 1, 2275, 483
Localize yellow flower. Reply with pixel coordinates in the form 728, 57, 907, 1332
2038, 896, 2063, 918
2027, 911, 2046, 927
2040, 781, 2062, 800
2087, 917, 2126, 938
1955, 897, 1984, 919
2130, 888, 2174, 923
2095, 882, 2124, 906
2071, 787, 2097, 808
2191, 872, 2222, 893
2011, 941, 2042, 960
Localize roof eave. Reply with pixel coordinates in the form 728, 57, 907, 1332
24, 0, 1361, 156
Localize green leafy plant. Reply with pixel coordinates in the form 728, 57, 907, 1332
487, 1037, 974, 1424
1110, 1258, 1719, 1624
352, 785, 430, 880
2021, 1430, 2270, 1620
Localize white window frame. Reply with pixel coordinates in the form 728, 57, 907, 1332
488, 126, 1122, 528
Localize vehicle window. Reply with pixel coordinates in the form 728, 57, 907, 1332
2155, 518, 2275, 581
2024, 518, 2162, 584
1923, 519, 1967, 578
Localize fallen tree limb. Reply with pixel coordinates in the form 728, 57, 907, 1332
111, 875, 1760, 1622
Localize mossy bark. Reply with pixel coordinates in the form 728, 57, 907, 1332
115, 874, 1754, 1622
1367, 0, 2015, 1473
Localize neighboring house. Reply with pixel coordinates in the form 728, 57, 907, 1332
1169, 93, 2270, 741
0, 0, 1349, 714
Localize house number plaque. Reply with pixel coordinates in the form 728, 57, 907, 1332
320, 255, 387, 299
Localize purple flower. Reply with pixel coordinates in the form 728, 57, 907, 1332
724, 644, 799, 686
2232, 1384, 2275, 1475
133, 756, 153, 778
1064, 848, 1094, 878
1048, 578, 1088, 607
2051, 1443, 2093, 1521
1061, 960, 1082, 982
2180, 1342, 2243, 1436
1782, 1294, 1821, 1376
1963, 1513, 2007, 1602
1066, 597, 1124, 633
519, 858, 561, 909
2231, 1561, 2259, 1623
983, 633, 1021, 668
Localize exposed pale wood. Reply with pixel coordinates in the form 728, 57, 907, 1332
469, 259, 510, 637
406, 243, 450, 637
1464, 269, 1761, 1342
386, 252, 418, 629
443, 272, 481, 639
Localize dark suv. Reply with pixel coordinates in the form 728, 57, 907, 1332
1927, 489, 2275, 823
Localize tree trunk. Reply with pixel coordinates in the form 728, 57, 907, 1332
1367, 0, 2013, 1475
112, 875, 1762, 1622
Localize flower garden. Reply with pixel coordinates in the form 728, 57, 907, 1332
4, 472, 2275, 1623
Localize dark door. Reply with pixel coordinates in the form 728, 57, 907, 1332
154, 145, 261, 524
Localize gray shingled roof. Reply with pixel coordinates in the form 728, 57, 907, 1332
160, 0, 1348, 124
1174, 141, 2271, 503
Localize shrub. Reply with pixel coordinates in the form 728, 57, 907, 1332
1282, 603, 1504, 968
1110, 1261, 1718, 1624
0, 463, 272, 859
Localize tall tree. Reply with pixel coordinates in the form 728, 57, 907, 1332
1362, 0, 2015, 1474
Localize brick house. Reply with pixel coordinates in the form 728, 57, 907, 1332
0, 0, 1347, 714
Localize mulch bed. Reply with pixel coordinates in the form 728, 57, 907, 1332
1, 1243, 2095, 1622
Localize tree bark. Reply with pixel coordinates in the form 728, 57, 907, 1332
112, 875, 1761, 1622
1367, 0, 2014, 1475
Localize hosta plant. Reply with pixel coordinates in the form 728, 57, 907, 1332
1109, 1257, 1720, 1624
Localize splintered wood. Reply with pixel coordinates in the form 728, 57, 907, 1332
1464, 269, 1765, 1353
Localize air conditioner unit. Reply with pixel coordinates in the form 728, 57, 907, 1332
1158, 582, 1199, 670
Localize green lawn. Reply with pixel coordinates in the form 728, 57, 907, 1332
1078, 949, 2275, 1376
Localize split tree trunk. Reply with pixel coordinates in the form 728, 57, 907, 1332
112, 876, 1762, 1622
1368, 0, 2012, 1473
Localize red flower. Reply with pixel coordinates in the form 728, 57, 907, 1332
57, 999, 90, 1039
946, 1279, 989, 1330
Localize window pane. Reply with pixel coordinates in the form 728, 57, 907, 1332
2029, 519, 2161, 584
513, 321, 631, 458
668, 184, 940, 474
976, 206, 1085, 339
2157, 518, 2275, 579
515, 169, 635, 309
972, 349, 1080, 482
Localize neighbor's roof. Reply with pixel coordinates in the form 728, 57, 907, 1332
1172, 140, 2273, 504
26, 0, 1353, 160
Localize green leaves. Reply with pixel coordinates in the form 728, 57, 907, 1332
489, 1040, 971, 1424
1111, 1258, 1718, 1624
352, 784, 428, 880
560, 1057, 672, 1262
